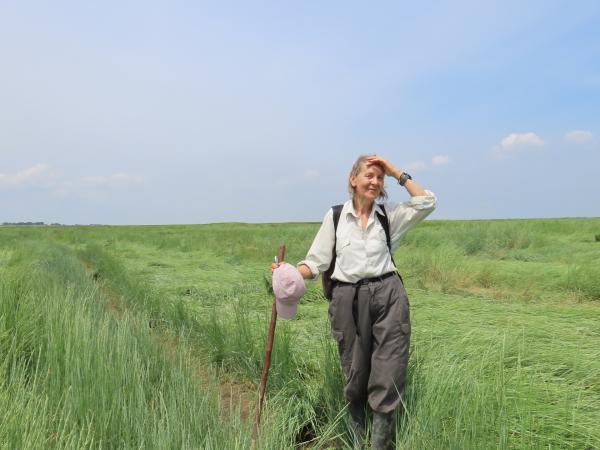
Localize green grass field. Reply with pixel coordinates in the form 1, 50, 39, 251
1, 218, 599, 449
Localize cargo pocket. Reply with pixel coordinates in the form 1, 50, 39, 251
388, 322, 411, 360
332, 329, 344, 342
401, 322, 411, 336
331, 330, 352, 378
332, 330, 345, 355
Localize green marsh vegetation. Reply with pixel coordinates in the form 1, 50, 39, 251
1, 218, 599, 449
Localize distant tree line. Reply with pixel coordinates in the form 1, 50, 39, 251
1, 222, 106, 227
1, 222, 64, 226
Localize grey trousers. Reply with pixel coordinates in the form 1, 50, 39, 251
328, 274, 411, 414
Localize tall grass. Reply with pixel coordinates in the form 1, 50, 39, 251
2, 218, 600, 449
0, 242, 296, 449
564, 263, 600, 299
78, 237, 600, 449
78, 244, 350, 447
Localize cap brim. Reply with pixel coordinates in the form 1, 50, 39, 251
276, 298, 298, 320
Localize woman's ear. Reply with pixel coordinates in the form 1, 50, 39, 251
349, 175, 356, 188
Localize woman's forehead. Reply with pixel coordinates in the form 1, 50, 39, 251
360, 162, 384, 175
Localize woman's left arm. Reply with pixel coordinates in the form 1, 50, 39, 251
366, 155, 436, 250
366, 156, 427, 197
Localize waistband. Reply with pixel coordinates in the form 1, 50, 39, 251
334, 271, 397, 287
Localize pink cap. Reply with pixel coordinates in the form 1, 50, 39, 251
272, 263, 306, 320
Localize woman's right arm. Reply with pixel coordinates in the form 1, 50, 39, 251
297, 264, 314, 280
297, 208, 336, 280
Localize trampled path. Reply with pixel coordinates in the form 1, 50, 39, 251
82, 256, 257, 424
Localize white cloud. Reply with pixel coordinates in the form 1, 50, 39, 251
566, 130, 593, 143
402, 156, 449, 173
431, 155, 449, 166
501, 132, 544, 148
0, 164, 51, 186
406, 161, 427, 172
493, 132, 544, 159
0, 164, 143, 197
304, 169, 319, 178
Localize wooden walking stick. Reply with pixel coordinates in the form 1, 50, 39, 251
251, 244, 285, 449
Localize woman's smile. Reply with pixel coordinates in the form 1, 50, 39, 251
352, 163, 385, 204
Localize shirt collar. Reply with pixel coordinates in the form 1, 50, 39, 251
345, 200, 384, 219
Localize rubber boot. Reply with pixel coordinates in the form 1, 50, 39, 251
371, 411, 395, 450
348, 402, 367, 448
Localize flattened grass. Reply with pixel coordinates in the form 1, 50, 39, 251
403, 291, 600, 449
1, 217, 600, 448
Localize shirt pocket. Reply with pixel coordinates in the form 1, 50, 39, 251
336, 238, 351, 255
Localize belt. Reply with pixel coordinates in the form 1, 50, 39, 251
335, 271, 397, 287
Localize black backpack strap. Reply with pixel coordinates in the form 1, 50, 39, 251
376, 205, 402, 283
376, 204, 392, 254
332, 204, 343, 233
331, 204, 344, 259
322, 204, 344, 300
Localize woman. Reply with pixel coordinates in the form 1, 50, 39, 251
297, 155, 436, 449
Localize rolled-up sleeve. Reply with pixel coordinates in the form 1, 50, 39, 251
297, 208, 335, 280
387, 190, 437, 252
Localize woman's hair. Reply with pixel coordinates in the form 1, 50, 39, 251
347, 154, 388, 200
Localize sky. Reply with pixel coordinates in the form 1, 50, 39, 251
1, 1, 599, 224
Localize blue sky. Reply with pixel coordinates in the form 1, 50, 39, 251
1, 1, 599, 224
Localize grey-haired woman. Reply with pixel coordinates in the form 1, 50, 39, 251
297, 155, 436, 449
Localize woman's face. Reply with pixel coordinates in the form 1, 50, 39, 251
350, 162, 384, 203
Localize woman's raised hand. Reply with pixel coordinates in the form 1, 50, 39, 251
365, 156, 403, 179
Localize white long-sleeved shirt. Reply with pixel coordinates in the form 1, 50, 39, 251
298, 191, 436, 283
